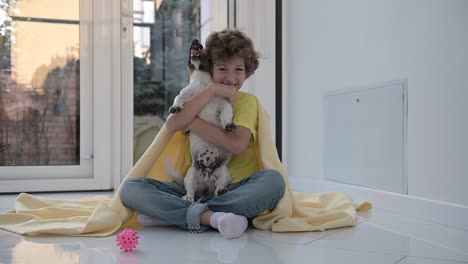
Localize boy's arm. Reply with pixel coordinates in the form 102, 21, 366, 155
166, 88, 215, 133
187, 117, 251, 155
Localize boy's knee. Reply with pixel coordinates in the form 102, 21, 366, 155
265, 169, 285, 194
119, 178, 142, 204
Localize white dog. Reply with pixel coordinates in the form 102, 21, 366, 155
166, 39, 236, 203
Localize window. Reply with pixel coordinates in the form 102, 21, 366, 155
0, 0, 112, 192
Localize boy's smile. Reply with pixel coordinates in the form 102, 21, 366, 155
212, 56, 246, 91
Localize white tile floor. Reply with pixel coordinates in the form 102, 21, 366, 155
1, 191, 467, 264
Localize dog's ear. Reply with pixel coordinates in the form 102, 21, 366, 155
197, 41, 203, 50
198, 50, 209, 72
187, 42, 193, 68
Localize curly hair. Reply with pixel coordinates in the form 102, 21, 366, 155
200, 29, 260, 78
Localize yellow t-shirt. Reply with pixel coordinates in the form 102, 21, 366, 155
182, 92, 261, 183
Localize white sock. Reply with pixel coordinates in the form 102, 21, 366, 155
137, 214, 172, 227
210, 212, 248, 239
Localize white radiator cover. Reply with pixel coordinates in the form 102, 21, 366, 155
324, 81, 408, 194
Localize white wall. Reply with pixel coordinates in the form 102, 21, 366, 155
285, 0, 468, 206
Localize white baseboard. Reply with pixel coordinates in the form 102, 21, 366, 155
288, 178, 468, 231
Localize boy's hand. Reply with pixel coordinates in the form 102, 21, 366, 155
180, 125, 191, 135
209, 83, 237, 105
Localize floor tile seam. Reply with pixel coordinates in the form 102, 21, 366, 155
363, 221, 468, 255
393, 255, 407, 264
302, 229, 343, 245
401, 256, 468, 264
356, 218, 369, 226
366, 209, 448, 227
305, 243, 468, 263
306, 223, 468, 262
241, 236, 319, 247
304, 243, 407, 258
364, 220, 468, 245
301, 220, 369, 246
371, 207, 468, 232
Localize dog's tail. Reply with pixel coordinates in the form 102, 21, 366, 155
165, 156, 184, 185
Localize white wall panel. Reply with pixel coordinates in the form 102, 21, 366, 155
324, 82, 407, 193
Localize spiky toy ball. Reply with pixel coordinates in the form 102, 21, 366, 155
116, 228, 139, 251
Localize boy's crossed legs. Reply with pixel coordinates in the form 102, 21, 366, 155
120, 169, 285, 239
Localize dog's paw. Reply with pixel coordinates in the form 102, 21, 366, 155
169, 105, 182, 113
181, 195, 194, 203
215, 188, 228, 196
224, 123, 237, 132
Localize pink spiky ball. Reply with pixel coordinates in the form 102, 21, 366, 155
116, 228, 139, 251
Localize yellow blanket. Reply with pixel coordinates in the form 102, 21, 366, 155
0, 101, 370, 236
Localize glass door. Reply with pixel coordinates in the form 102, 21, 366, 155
121, 0, 229, 175
120, 0, 278, 178
0, 0, 112, 192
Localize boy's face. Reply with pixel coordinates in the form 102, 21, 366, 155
212, 56, 246, 91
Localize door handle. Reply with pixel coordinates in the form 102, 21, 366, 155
122, 10, 144, 37
123, 10, 144, 18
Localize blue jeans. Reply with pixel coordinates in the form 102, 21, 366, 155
120, 169, 285, 233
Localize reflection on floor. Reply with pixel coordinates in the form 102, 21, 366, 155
0, 191, 467, 264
